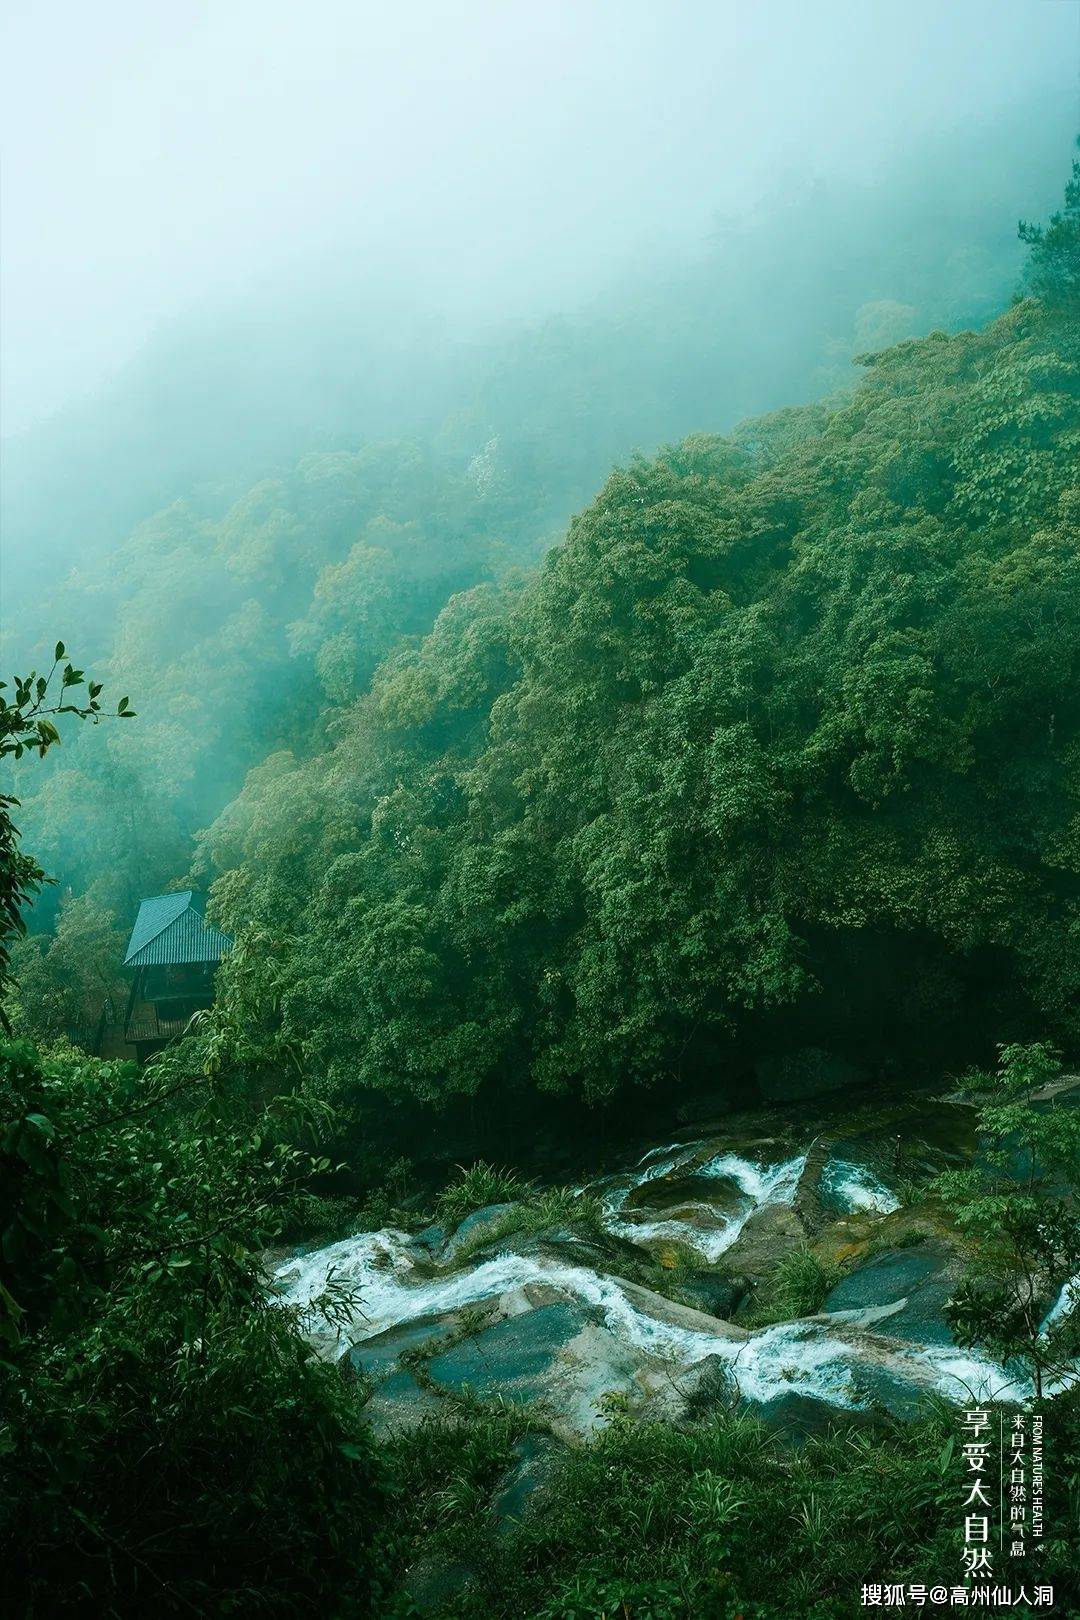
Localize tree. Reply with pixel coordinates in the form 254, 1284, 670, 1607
0, 1033, 383, 1615
0, 648, 383, 1615
7, 893, 128, 1047
1020, 136, 1080, 308
0, 647, 132, 1024
936, 1042, 1080, 1400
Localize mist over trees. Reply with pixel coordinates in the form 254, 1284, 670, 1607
2, 2, 1080, 1607
5, 135, 1076, 1129
200, 226, 1080, 1117
1, 110, 1073, 947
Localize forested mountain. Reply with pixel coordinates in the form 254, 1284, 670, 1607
21, 162, 1080, 1108
2, 126, 1079, 1620
195, 240, 1080, 1117
3, 114, 1073, 1043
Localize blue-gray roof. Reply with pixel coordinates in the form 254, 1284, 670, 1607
124, 891, 232, 968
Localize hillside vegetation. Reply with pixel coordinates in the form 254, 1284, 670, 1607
197, 221, 1080, 1120
0, 143, 1078, 1620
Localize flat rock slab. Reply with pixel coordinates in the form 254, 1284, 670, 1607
676, 1271, 749, 1319
821, 1244, 959, 1346
359, 1366, 446, 1436
838, 1102, 976, 1171
615, 1277, 748, 1341
348, 1314, 458, 1378
717, 1204, 808, 1278
425, 1302, 586, 1403
1020, 1072, 1080, 1106
441, 1203, 519, 1261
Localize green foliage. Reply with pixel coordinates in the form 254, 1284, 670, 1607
526, 1185, 606, 1234
1020, 137, 1080, 309
892, 1172, 934, 1210
0, 650, 130, 1021
7, 444, 518, 927
435, 1162, 527, 1227
377, 1406, 527, 1584
373, 1396, 1080, 1617
743, 1246, 841, 1327
7, 893, 127, 1047
202, 265, 1080, 1115
934, 1041, 1080, 1397
9, 139, 1071, 1053
0, 1031, 383, 1615
0, 653, 384, 1614
3, 154, 1079, 1620
445, 1187, 610, 1266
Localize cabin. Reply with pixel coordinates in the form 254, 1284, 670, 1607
122, 891, 232, 1063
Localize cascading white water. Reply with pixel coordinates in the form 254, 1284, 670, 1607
820, 1158, 901, 1215
273, 1133, 1074, 1416
276, 1231, 553, 1358
274, 1225, 1021, 1408
698, 1150, 805, 1202
1039, 1272, 1079, 1336
601, 1147, 808, 1263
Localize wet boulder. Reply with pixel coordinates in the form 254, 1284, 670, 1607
716, 1203, 809, 1279
819, 1242, 962, 1346
348, 1313, 458, 1378
460, 1222, 648, 1278
346, 1316, 461, 1435
747, 1389, 892, 1443
422, 1299, 652, 1438
791, 1137, 834, 1231
837, 1098, 976, 1177
348, 1274, 747, 1442
623, 1171, 747, 1219
441, 1203, 520, 1262
675, 1271, 750, 1319
638, 1353, 738, 1424
410, 1223, 447, 1255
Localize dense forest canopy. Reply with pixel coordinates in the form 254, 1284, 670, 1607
1, 115, 1075, 1035
197, 229, 1079, 1118
4, 139, 1080, 1124
1, 21, 1079, 1602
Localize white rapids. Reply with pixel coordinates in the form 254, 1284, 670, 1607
1039, 1272, 1080, 1335
820, 1158, 902, 1215
598, 1146, 808, 1264
274, 1214, 1026, 1413
272, 1136, 1078, 1415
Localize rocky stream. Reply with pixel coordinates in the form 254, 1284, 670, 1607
275, 1083, 1080, 1444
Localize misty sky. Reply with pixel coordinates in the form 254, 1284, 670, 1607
2, 0, 1077, 434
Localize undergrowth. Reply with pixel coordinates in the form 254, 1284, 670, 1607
741, 1246, 842, 1327
373, 1389, 1080, 1618
435, 1162, 529, 1226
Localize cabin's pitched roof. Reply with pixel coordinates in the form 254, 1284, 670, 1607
123, 891, 232, 968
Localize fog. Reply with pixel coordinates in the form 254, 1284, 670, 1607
2, 0, 1076, 433
0, 0, 1077, 928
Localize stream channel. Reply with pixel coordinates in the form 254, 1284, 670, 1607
274, 1087, 1079, 1438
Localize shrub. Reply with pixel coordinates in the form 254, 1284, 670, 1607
0, 1037, 384, 1615
435, 1162, 527, 1227
744, 1246, 841, 1326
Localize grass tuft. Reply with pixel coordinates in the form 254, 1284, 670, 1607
435, 1162, 528, 1226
